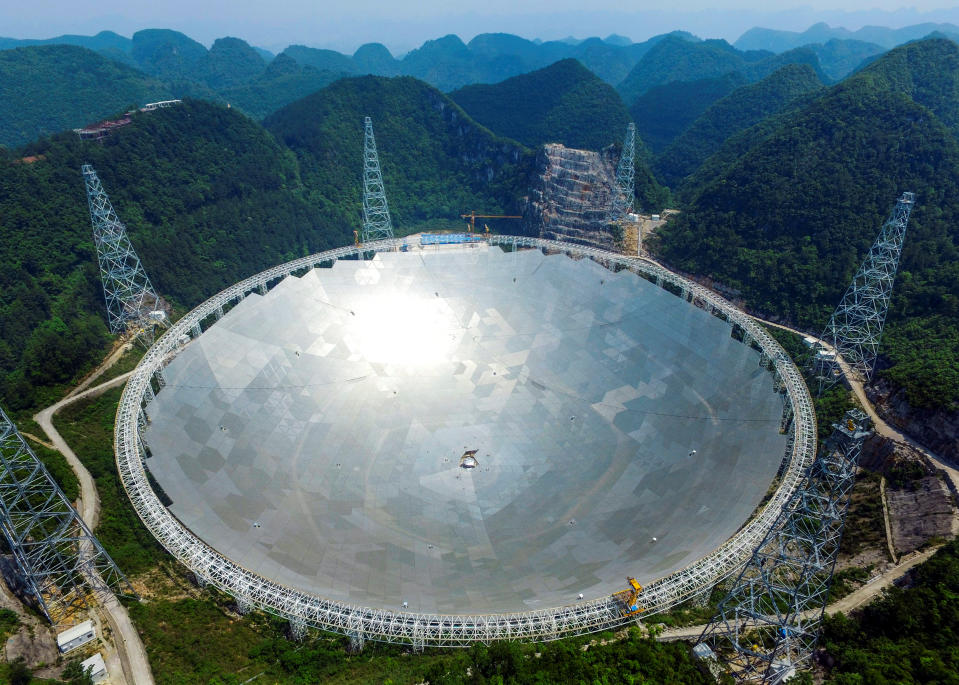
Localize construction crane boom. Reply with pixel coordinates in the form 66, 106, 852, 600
460, 211, 523, 233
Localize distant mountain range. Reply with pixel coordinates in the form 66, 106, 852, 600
735, 21, 959, 52
1, 22, 957, 147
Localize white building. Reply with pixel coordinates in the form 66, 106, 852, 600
56, 620, 96, 653
80, 652, 108, 683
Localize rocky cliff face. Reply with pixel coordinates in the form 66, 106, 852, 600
524, 143, 620, 251
867, 377, 959, 463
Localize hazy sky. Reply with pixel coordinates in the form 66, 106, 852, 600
3, 1, 959, 53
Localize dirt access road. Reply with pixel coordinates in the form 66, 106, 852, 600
659, 545, 938, 642
33, 350, 154, 685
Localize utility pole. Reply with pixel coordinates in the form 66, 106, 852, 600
361, 116, 395, 242
83, 164, 166, 343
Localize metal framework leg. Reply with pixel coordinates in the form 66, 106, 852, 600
83, 165, 167, 338
817, 192, 915, 391
696, 409, 871, 682
0, 405, 135, 625
361, 116, 395, 242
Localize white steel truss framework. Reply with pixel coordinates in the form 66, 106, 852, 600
820, 192, 915, 384
83, 164, 165, 338
696, 409, 871, 683
361, 117, 395, 242
0, 405, 134, 625
607, 123, 636, 224
115, 236, 817, 647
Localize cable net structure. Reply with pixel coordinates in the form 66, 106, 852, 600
819, 192, 915, 385
607, 123, 636, 224
361, 117, 395, 242
114, 236, 817, 648
83, 164, 166, 341
696, 409, 871, 683
0, 405, 135, 625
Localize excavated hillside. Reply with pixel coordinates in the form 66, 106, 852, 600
524, 143, 620, 251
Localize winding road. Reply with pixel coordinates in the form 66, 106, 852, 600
33, 363, 154, 685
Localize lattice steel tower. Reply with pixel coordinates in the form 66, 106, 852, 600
696, 409, 871, 683
83, 164, 165, 339
607, 122, 636, 223
0, 405, 135, 625
361, 116, 395, 242
819, 192, 915, 385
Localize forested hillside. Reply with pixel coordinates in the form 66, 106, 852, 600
820, 537, 959, 681
0, 99, 339, 409
450, 59, 631, 150
264, 76, 534, 230
0, 45, 173, 147
810, 39, 886, 82
655, 38, 959, 416
655, 64, 823, 187
630, 73, 748, 154
616, 35, 825, 105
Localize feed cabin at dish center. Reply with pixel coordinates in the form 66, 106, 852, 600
117, 236, 816, 646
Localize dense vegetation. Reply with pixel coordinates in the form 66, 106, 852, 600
0, 99, 336, 408
810, 39, 886, 82
0, 45, 173, 146
130, 589, 717, 684
819, 537, 959, 682
655, 63, 823, 187
656, 38, 959, 412
631, 73, 748, 154
450, 59, 632, 151
616, 34, 825, 105
265, 76, 534, 231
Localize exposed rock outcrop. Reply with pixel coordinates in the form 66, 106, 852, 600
861, 434, 957, 555
525, 143, 620, 251
867, 377, 959, 463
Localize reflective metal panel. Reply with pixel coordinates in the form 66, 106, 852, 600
146, 245, 786, 613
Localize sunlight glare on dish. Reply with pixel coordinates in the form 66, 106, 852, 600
350, 292, 460, 366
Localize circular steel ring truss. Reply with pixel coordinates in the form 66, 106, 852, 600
115, 236, 817, 647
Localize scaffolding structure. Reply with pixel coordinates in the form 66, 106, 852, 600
696, 409, 872, 683
607, 123, 636, 224
83, 164, 166, 342
114, 235, 817, 647
818, 192, 915, 387
0, 405, 135, 625
361, 117, 395, 242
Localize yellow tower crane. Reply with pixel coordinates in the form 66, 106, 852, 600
461, 211, 523, 234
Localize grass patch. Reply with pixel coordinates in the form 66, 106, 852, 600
130, 590, 716, 685
828, 564, 875, 603
31, 442, 80, 502
52, 386, 168, 575
652, 587, 727, 628
840, 471, 886, 558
